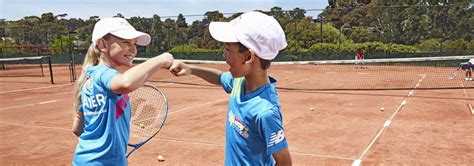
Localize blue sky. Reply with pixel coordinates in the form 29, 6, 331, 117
0, 0, 328, 22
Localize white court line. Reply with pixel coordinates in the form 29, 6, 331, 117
460, 83, 474, 115
1, 120, 355, 161
291, 151, 356, 161
167, 77, 310, 116
352, 75, 424, 166
39, 100, 57, 104
0, 121, 69, 131
0, 99, 65, 111
14, 91, 72, 101
154, 78, 204, 87
169, 98, 227, 115
0, 83, 72, 95
151, 136, 225, 147
286, 79, 309, 85
0, 103, 36, 111
14, 96, 39, 101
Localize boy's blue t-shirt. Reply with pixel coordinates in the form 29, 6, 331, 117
73, 64, 131, 166
220, 72, 288, 166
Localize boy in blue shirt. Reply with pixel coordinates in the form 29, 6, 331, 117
71, 17, 174, 165
170, 11, 292, 165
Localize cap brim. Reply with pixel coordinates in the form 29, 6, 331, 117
209, 22, 238, 43
111, 29, 151, 46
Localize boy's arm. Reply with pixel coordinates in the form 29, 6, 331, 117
273, 147, 292, 166
170, 61, 223, 85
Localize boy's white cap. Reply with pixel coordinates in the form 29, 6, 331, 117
469, 59, 474, 63
92, 17, 151, 46
209, 11, 287, 60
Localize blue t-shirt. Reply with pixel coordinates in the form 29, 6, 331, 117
73, 64, 131, 166
459, 62, 473, 70
220, 72, 288, 166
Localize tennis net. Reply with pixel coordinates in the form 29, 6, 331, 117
0, 56, 54, 84
134, 55, 474, 91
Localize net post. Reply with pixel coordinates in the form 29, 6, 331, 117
0, 47, 4, 70
47, 56, 54, 84
71, 53, 76, 82
69, 61, 73, 83
40, 57, 44, 77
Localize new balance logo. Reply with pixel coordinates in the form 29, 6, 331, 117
267, 130, 285, 147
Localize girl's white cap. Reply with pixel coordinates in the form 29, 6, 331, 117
92, 17, 151, 46
209, 11, 287, 60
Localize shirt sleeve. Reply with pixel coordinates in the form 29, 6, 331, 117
220, 72, 234, 94
256, 107, 288, 156
99, 67, 119, 92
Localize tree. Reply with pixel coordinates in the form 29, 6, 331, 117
287, 7, 306, 20
176, 14, 187, 28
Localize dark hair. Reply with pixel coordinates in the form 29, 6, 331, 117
237, 43, 271, 70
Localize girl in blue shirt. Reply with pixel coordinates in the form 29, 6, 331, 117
71, 17, 174, 166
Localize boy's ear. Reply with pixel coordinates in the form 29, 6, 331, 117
244, 50, 255, 64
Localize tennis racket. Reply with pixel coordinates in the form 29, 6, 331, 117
448, 69, 458, 80
126, 84, 168, 158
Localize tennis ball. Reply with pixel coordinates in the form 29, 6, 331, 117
310, 107, 315, 111
157, 155, 165, 162
380, 107, 384, 111
140, 124, 145, 129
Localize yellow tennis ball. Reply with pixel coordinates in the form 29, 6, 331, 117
140, 124, 145, 129
157, 155, 165, 162
380, 107, 384, 111
310, 107, 315, 111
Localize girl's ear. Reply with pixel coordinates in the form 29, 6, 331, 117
96, 39, 108, 52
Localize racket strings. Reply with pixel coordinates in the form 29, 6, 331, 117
128, 85, 167, 144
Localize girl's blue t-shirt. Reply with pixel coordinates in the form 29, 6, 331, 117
73, 64, 131, 166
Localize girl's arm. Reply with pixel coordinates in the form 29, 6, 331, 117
72, 111, 84, 137
110, 53, 174, 94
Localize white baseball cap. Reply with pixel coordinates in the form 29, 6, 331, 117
209, 11, 287, 60
469, 59, 474, 63
92, 17, 151, 47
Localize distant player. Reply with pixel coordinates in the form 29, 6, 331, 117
355, 48, 365, 69
458, 59, 474, 81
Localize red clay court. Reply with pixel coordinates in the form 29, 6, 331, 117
0, 61, 473, 165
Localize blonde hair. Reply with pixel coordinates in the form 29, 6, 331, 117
73, 44, 101, 112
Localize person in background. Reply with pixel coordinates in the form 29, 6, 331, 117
458, 59, 474, 81
355, 48, 365, 69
